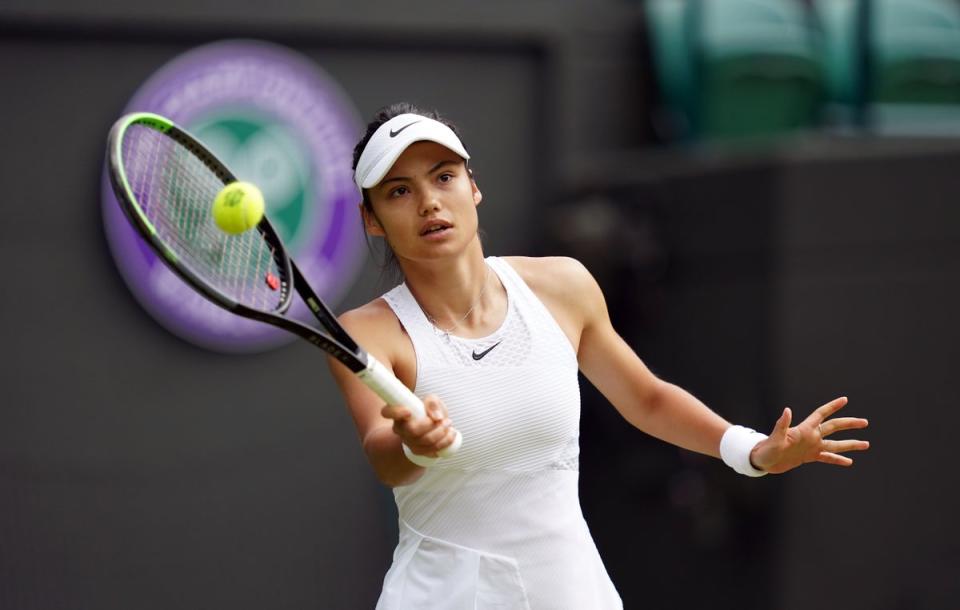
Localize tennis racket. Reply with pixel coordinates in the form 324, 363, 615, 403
106, 111, 462, 457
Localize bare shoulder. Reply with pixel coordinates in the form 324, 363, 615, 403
337, 297, 416, 387
501, 256, 599, 298
338, 298, 404, 345
501, 256, 605, 346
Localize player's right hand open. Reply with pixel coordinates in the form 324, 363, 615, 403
381, 394, 458, 457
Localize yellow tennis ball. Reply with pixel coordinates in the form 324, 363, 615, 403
212, 181, 265, 235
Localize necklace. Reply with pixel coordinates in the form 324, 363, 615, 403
423, 265, 492, 336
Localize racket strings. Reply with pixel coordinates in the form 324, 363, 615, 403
121, 124, 285, 311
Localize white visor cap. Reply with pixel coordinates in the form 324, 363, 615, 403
354, 113, 470, 190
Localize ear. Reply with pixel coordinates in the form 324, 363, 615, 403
471, 179, 482, 206
360, 203, 385, 237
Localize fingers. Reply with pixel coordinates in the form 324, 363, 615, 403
820, 417, 869, 437
817, 451, 854, 467
380, 394, 450, 427
432, 426, 461, 451
823, 439, 870, 454
380, 403, 412, 422
774, 407, 793, 438
382, 394, 457, 456
422, 395, 450, 423
814, 396, 849, 421
390, 409, 450, 441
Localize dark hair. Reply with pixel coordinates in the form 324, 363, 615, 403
352, 102, 469, 282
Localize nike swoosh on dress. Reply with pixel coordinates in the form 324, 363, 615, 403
472, 341, 502, 360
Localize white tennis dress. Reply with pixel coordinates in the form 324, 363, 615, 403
376, 256, 622, 610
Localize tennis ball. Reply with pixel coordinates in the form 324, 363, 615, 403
212, 181, 265, 235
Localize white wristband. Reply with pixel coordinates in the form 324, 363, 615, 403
402, 443, 439, 468
720, 425, 769, 477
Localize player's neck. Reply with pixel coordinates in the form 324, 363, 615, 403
401, 246, 505, 336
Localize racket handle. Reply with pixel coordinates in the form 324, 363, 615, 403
357, 355, 462, 458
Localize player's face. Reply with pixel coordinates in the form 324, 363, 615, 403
363, 141, 482, 263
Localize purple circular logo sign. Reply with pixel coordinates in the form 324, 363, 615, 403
102, 40, 365, 353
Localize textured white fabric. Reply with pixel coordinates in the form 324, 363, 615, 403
376, 257, 622, 610
720, 425, 769, 477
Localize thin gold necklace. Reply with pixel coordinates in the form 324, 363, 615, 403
423, 265, 492, 336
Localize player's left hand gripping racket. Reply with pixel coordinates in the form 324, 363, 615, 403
107, 112, 462, 458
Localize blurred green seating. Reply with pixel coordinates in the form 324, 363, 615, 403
812, 0, 866, 127
645, 0, 825, 141
868, 0, 960, 134
806, 0, 960, 133
872, 0, 960, 104
645, 0, 960, 141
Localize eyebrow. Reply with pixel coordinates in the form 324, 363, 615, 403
378, 159, 462, 187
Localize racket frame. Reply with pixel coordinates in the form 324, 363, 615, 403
107, 112, 461, 457
107, 112, 364, 372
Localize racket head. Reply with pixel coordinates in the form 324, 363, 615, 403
107, 112, 294, 316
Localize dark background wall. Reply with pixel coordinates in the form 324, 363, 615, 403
1, 2, 957, 609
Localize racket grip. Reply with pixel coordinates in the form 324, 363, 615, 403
357, 355, 462, 458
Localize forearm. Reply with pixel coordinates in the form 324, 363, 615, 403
362, 426, 425, 487
628, 380, 731, 459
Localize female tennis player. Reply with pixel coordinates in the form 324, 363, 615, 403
327, 103, 870, 609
